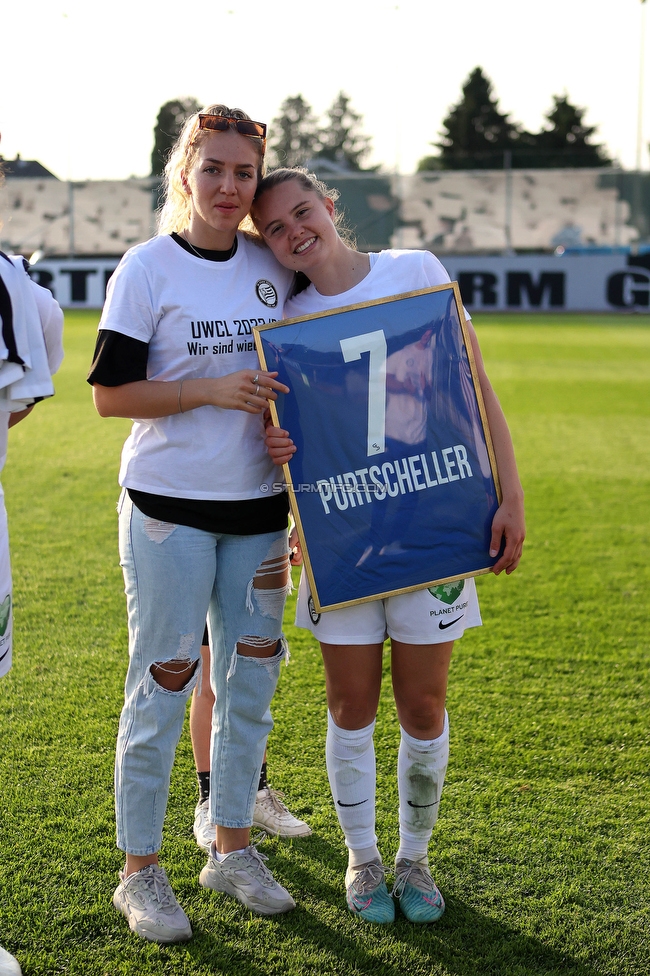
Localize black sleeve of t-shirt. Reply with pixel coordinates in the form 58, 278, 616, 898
87, 330, 149, 386
0, 253, 26, 366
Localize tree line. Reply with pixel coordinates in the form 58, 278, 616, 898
150, 91, 372, 177
151, 69, 611, 177
419, 67, 611, 170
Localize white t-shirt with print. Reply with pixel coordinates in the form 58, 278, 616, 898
284, 248, 453, 318
99, 234, 294, 500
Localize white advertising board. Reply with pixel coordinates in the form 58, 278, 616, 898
27, 258, 119, 309
441, 253, 650, 313
23, 252, 650, 313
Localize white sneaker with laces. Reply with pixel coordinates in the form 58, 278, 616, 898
252, 787, 312, 838
0, 946, 21, 976
193, 798, 215, 852
199, 843, 296, 915
113, 864, 192, 943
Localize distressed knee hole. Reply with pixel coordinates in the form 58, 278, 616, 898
246, 538, 292, 619
150, 657, 198, 692
227, 634, 288, 678
143, 518, 177, 543
148, 631, 197, 690
237, 635, 279, 657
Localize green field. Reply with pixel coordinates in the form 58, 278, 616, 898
0, 311, 648, 976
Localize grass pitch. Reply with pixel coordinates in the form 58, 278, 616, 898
0, 311, 648, 975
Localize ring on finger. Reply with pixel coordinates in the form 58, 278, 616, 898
253, 373, 259, 384
255, 384, 259, 395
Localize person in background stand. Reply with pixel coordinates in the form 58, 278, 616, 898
191, 624, 311, 847
252, 168, 525, 925
0, 164, 65, 974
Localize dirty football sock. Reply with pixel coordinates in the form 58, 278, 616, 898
396, 712, 449, 864
326, 712, 380, 866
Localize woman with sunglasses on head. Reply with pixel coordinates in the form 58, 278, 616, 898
252, 168, 525, 925
88, 106, 299, 942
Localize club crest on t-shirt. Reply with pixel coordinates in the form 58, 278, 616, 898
256, 280, 278, 308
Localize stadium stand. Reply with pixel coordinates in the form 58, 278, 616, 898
0, 176, 157, 257
1, 164, 648, 258
391, 169, 641, 253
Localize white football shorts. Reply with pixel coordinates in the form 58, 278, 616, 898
295, 569, 482, 645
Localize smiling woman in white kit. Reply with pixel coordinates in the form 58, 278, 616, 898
88, 107, 301, 942
252, 168, 526, 926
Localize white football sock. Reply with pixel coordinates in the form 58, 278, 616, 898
396, 711, 449, 864
326, 712, 380, 866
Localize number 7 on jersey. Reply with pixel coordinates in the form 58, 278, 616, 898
339, 329, 387, 457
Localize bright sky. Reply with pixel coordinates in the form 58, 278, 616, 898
1, 0, 647, 180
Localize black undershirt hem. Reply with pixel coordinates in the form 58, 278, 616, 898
87, 329, 149, 386
127, 488, 289, 536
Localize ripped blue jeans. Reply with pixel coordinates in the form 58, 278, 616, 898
115, 492, 289, 855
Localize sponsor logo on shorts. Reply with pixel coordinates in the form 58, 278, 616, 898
308, 596, 321, 625
428, 581, 469, 621
428, 581, 465, 605
256, 280, 278, 307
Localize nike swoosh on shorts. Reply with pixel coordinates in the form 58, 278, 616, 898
439, 614, 464, 630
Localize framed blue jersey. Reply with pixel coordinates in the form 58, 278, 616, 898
254, 282, 501, 612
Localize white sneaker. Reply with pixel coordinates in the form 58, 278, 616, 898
253, 788, 312, 838
113, 864, 192, 943
0, 946, 21, 976
199, 843, 296, 915
193, 799, 216, 853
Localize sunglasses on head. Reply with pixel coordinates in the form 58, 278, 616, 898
198, 114, 267, 141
